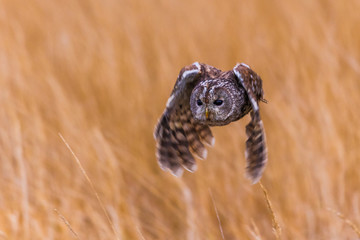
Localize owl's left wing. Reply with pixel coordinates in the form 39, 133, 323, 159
233, 63, 268, 184
154, 62, 215, 177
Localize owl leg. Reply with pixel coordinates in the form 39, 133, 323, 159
179, 109, 208, 159
194, 123, 215, 147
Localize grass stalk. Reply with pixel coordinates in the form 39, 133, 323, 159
59, 133, 120, 240
259, 181, 281, 240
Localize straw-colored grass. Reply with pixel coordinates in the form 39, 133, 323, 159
259, 182, 281, 240
1, 0, 360, 239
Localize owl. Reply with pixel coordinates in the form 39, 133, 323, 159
154, 62, 267, 183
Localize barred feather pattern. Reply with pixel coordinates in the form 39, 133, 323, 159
245, 111, 267, 183
233, 63, 268, 183
154, 62, 215, 176
154, 106, 214, 176
233, 63, 265, 108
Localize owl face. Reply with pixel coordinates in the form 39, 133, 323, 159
190, 79, 244, 126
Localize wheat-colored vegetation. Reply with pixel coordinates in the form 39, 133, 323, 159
1, 0, 360, 239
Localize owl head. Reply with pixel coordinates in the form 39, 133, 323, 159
190, 79, 248, 126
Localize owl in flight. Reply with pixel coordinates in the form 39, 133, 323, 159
154, 62, 267, 183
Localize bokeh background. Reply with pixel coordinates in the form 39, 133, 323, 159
1, 0, 360, 239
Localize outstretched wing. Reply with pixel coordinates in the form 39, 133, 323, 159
154, 62, 215, 177
233, 63, 267, 184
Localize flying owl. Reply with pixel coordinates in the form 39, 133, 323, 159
154, 62, 267, 183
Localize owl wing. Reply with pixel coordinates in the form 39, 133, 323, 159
233, 63, 267, 184
154, 62, 215, 177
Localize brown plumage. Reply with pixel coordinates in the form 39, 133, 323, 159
154, 62, 267, 183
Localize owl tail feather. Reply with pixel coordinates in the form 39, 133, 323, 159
244, 111, 268, 184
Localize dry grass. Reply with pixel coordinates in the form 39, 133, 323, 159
259, 182, 281, 240
1, 0, 360, 239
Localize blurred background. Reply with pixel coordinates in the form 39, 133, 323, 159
1, 0, 360, 239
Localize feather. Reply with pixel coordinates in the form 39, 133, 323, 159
244, 111, 267, 184
233, 63, 268, 183
154, 62, 212, 176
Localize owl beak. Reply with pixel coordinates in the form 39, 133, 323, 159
205, 108, 209, 119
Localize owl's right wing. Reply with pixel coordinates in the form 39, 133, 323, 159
154, 62, 215, 177
233, 63, 268, 184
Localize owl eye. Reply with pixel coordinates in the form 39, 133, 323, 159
213, 99, 223, 106
196, 99, 203, 106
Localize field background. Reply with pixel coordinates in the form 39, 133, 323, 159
1, 0, 360, 239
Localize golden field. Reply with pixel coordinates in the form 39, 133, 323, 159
1, 0, 360, 239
